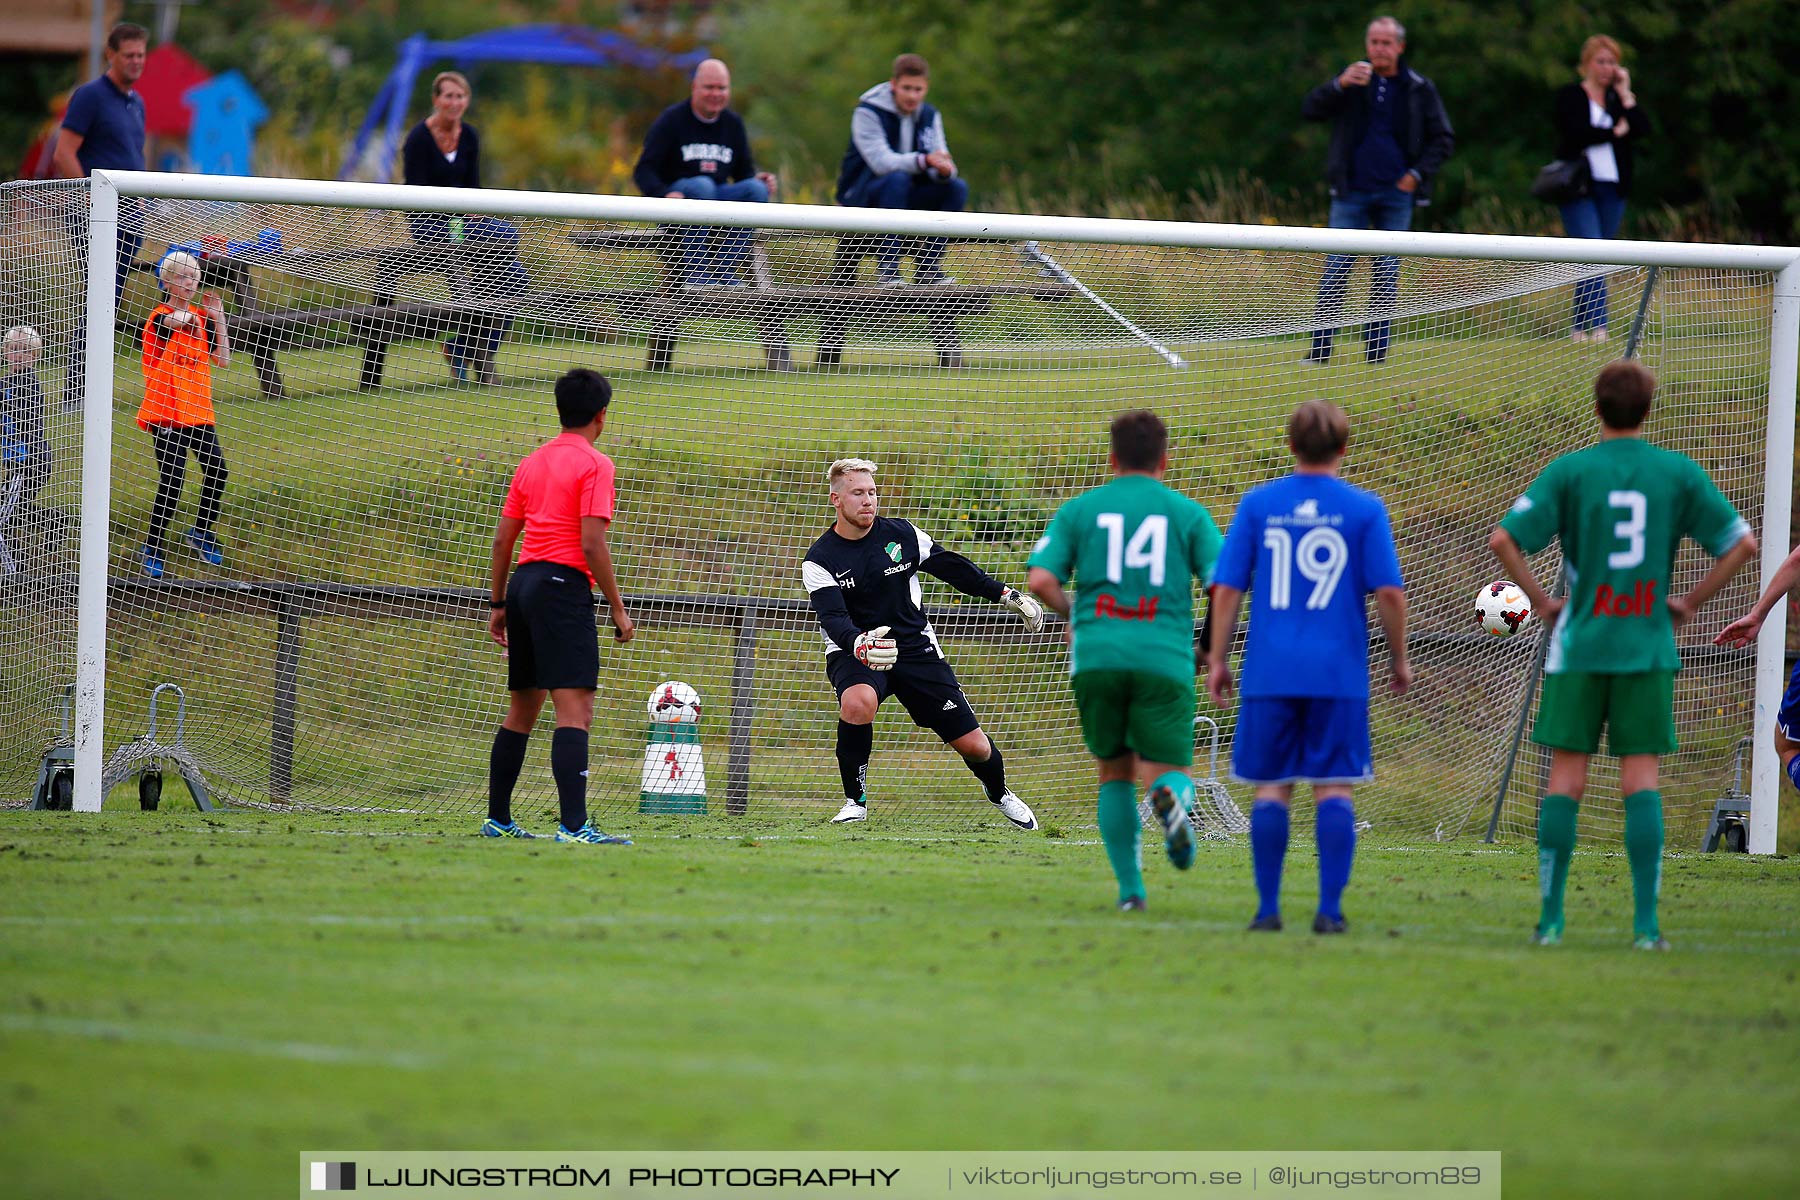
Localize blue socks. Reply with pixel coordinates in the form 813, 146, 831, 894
1315, 797, 1357, 922
1249, 800, 1289, 919
1786, 754, 1800, 794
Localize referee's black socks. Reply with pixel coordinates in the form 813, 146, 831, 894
836, 719, 873, 802
967, 739, 1007, 803
551, 727, 590, 831
488, 727, 530, 825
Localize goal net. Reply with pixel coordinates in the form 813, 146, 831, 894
1, 174, 1790, 845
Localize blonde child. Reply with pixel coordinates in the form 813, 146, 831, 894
2, 324, 56, 567
3, 325, 50, 508
138, 250, 230, 579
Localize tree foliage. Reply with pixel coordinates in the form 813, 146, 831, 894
729, 0, 1798, 239
11, 0, 1793, 239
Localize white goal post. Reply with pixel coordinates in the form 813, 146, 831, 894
47, 170, 1800, 849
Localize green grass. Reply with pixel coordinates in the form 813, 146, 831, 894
0, 811, 1795, 1199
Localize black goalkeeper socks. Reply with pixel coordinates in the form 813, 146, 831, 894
487, 726, 529, 824
967, 740, 1007, 803
836, 719, 873, 800
550, 727, 590, 831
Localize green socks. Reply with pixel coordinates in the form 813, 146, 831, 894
1097, 780, 1144, 904
1536, 793, 1579, 937
1623, 790, 1664, 941
1538, 791, 1665, 942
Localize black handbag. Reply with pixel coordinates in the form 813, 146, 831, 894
1531, 157, 1591, 204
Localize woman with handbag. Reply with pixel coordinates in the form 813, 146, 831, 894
1552, 35, 1648, 342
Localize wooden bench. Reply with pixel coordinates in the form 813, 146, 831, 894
189, 242, 540, 401
166, 227, 1075, 396
567, 227, 1075, 370
569, 227, 797, 370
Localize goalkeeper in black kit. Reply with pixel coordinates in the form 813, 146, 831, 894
802, 458, 1046, 827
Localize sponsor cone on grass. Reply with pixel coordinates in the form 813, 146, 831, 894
640, 682, 707, 814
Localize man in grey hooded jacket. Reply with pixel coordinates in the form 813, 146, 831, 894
835, 54, 967, 285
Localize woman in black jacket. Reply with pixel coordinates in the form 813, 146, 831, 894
1552, 36, 1648, 342
401, 72, 526, 384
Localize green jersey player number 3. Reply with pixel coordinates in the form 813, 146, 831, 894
1489, 361, 1757, 953
1500, 440, 1748, 676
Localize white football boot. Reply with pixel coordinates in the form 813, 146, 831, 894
992, 790, 1039, 831
830, 799, 868, 824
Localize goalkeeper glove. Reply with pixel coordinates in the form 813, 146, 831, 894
1000, 586, 1045, 633
854, 625, 898, 670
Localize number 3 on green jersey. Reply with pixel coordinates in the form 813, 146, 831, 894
1498, 440, 1748, 674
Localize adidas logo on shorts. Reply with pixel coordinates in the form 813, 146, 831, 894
942, 699, 958, 711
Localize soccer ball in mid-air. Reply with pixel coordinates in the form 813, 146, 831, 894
1475, 581, 1533, 637
647, 681, 702, 723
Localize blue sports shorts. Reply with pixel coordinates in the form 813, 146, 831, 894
1229, 695, 1373, 786
1778, 658, 1800, 743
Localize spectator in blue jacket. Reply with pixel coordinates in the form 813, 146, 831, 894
633, 59, 778, 289
2, 325, 58, 569
836, 54, 966, 286
1301, 16, 1454, 364
3, 325, 51, 508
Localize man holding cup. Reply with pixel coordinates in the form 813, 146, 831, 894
1300, 16, 1454, 364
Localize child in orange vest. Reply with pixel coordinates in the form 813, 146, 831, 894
139, 250, 230, 579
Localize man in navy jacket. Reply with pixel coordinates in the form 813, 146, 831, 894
1301, 16, 1454, 364
836, 54, 966, 286
53, 22, 150, 409
634, 59, 777, 289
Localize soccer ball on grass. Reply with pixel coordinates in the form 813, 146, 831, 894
647, 681, 702, 723
1474, 581, 1533, 637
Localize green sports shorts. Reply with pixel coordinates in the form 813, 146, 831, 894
1071, 669, 1195, 766
1532, 669, 1677, 757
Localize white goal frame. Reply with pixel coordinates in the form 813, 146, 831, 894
70, 170, 1800, 852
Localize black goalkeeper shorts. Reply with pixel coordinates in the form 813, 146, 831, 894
506, 561, 598, 692
827, 651, 981, 743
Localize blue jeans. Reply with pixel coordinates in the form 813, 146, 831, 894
850, 172, 969, 276
1559, 181, 1626, 332
407, 214, 528, 376
64, 199, 145, 407
1311, 187, 1414, 360
667, 175, 769, 284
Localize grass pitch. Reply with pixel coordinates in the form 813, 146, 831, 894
1, 810, 1795, 1200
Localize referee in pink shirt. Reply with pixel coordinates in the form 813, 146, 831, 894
483, 368, 636, 843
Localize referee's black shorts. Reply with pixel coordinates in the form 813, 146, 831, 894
506, 560, 599, 692
826, 651, 981, 743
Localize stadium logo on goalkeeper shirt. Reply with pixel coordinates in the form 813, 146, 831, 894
310, 1162, 355, 1191
884, 542, 903, 562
